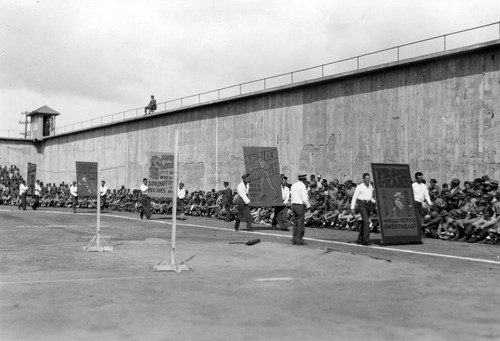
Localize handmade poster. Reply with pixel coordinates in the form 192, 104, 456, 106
76, 161, 98, 197
243, 146, 282, 207
27, 162, 37, 196
147, 152, 175, 198
371, 163, 422, 245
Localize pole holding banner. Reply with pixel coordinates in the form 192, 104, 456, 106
154, 130, 191, 272
78, 162, 113, 252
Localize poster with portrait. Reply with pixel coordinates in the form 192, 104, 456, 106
76, 161, 98, 197
27, 163, 37, 196
243, 146, 282, 207
371, 163, 422, 245
147, 152, 175, 198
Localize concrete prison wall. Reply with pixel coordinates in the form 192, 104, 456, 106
0, 40, 499, 190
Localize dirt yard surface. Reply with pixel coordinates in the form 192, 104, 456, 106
1, 206, 499, 341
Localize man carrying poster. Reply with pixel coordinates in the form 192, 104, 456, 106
242, 147, 282, 208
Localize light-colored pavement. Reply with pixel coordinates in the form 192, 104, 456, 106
1, 207, 499, 341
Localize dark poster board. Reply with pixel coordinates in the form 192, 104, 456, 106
243, 146, 283, 207
371, 163, 422, 245
76, 162, 98, 197
27, 163, 37, 196
147, 152, 175, 198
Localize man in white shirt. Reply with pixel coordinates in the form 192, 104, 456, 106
234, 173, 253, 231
100, 180, 108, 212
350, 173, 376, 246
18, 180, 28, 210
178, 182, 187, 220
290, 174, 311, 245
139, 178, 151, 220
412, 172, 432, 232
70, 181, 78, 213
272, 175, 291, 231
32, 180, 42, 210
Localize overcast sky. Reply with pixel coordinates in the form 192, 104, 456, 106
1, 0, 499, 135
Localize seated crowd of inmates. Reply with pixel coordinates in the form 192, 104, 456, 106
1, 164, 499, 244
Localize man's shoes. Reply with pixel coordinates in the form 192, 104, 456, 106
467, 237, 478, 243
364, 242, 372, 246
235, 228, 239, 231
291, 240, 297, 245
281, 228, 290, 231
296, 241, 307, 245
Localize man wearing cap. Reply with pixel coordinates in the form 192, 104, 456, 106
412, 172, 432, 233
32, 180, 42, 210
446, 178, 462, 211
100, 180, 108, 212
428, 179, 441, 194
272, 175, 290, 231
234, 174, 253, 231
70, 181, 78, 213
139, 178, 151, 219
290, 174, 311, 245
144, 95, 157, 115
221, 181, 233, 222
350, 173, 376, 246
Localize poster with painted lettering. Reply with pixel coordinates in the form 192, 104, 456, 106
76, 162, 98, 197
27, 163, 37, 196
243, 146, 282, 207
371, 163, 422, 245
147, 152, 175, 198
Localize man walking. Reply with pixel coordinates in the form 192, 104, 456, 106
234, 173, 253, 232
350, 173, 376, 246
140, 178, 151, 220
70, 181, 78, 213
412, 172, 432, 232
221, 181, 233, 222
290, 174, 311, 245
32, 180, 41, 210
177, 182, 187, 220
100, 180, 108, 212
18, 180, 28, 210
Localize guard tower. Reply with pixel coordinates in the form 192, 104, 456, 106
28, 105, 60, 141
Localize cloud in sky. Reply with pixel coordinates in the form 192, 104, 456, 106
0, 0, 498, 133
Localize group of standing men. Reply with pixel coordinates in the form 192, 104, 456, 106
230, 172, 376, 246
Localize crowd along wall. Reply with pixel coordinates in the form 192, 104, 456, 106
1, 41, 499, 191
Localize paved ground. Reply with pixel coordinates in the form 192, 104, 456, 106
1, 206, 499, 341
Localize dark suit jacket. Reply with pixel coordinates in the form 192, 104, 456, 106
221, 187, 233, 206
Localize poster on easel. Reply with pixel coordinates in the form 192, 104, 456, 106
76, 162, 98, 197
147, 152, 175, 198
371, 163, 422, 245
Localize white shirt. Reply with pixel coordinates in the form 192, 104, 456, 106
19, 183, 28, 195
412, 182, 432, 205
140, 184, 149, 195
178, 187, 186, 199
70, 185, 78, 197
290, 181, 310, 208
282, 185, 290, 204
100, 185, 108, 196
237, 181, 250, 204
35, 183, 41, 196
350, 183, 375, 210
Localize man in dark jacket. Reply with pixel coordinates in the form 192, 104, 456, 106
221, 181, 233, 222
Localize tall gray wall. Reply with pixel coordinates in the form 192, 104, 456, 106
1, 41, 499, 190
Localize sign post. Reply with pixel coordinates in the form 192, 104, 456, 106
371, 163, 422, 245
154, 130, 190, 272
76, 161, 113, 252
